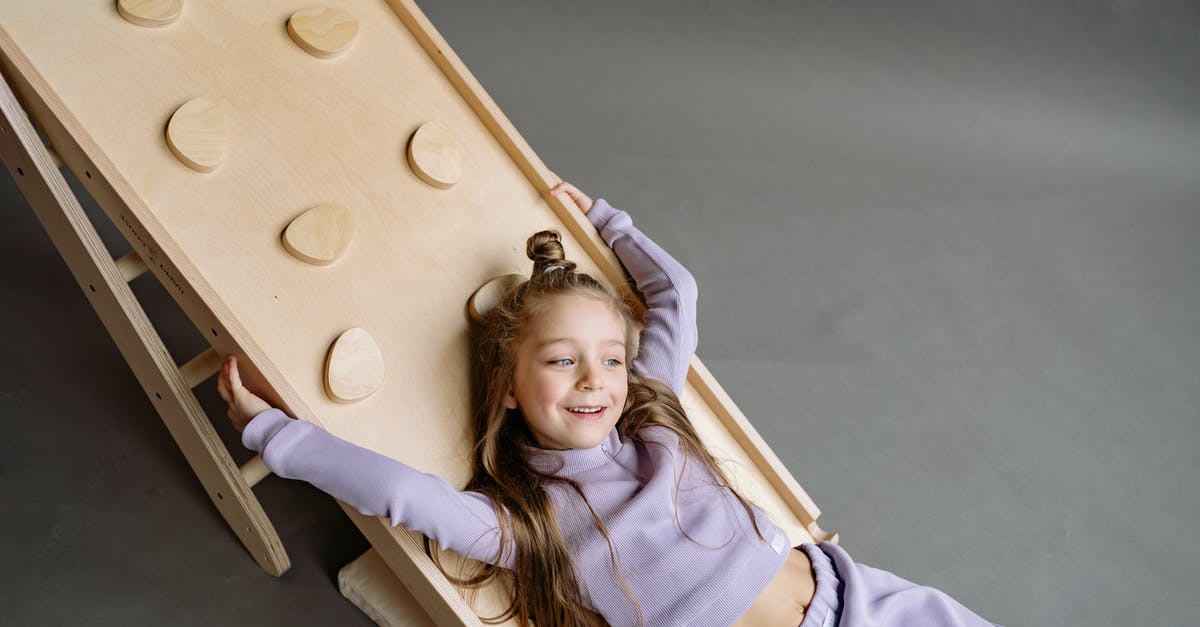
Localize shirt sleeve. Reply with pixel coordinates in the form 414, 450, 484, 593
587, 198, 698, 396
241, 408, 515, 569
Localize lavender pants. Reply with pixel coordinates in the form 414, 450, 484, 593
795, 542, 1003, 627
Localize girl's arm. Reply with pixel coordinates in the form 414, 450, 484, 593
586, 198, 698, 396
242, 408, 516, 569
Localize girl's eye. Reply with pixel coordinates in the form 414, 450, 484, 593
550, 358, 573, 366
604, 358, 623, 367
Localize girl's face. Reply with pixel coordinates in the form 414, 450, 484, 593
505, 293, 629, 450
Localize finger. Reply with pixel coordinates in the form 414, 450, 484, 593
548, 182, 591, 213
558, 185, 582, 202
566, 188, 591, 206
217, 361, 230, 398
566, 186, 587, 202
229, 357, 243, 389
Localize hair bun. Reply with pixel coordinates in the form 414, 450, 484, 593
526, 230, 577, 277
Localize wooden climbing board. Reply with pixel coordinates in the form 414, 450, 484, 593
0, 1, 834, 624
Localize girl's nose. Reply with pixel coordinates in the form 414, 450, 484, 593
578, 367, 604, 390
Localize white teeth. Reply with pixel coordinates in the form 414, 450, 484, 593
568, 407, 603, 413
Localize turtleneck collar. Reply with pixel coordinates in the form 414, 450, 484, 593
524, 427, 624, 476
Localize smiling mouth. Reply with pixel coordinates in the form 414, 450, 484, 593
565, 406, 608, 419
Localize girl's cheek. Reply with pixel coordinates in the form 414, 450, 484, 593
537, 382, 561, 407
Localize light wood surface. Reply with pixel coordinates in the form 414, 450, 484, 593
325, 327, 386, 402
117, 0, 183, 28
407, 120, 461, 189
0, 1, 833, 623
466, 274, 523, 323
165, 97, 226, 172
114, 249, 149, 282
287, 7, 359, 59
0, 51, 289, 576
282, 203, 355, 265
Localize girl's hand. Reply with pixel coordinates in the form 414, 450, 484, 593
217, 354, 273, 433
547, 177, 594, 215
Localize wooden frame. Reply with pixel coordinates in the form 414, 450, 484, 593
0, 50, 290, 577
0, 1, 834, 624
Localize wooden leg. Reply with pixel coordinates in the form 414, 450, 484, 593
0, 72, 290, 577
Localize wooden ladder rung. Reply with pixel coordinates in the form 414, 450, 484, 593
240, 456, 271, 487
43, 140, 61, 167
113, 249, 148, 282
179, 347, 274, 487
179, 347, 222, 388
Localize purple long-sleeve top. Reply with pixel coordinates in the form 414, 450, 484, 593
241, 198, 792, 625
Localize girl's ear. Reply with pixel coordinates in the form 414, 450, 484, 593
504, 385, 518, 410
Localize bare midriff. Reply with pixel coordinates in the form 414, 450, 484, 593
731, 548, 818, 627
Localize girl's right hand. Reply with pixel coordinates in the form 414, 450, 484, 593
547, 176, 594, 215
217, 354, 274, 433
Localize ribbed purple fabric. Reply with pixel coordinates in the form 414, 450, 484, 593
585, 197, 698, 394
241, 198, 791, 625
520, 424, 791, 625
796, 542, 1003, 627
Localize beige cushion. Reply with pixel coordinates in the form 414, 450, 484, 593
339, 549, 437, 627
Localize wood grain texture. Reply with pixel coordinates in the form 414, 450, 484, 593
0, 46, 289, 576
407, 120, 461, 189
117, 0, 183, 27
325, 327, 386, 402
467, 273, 523, 323
287, 7, 359, 59
165, 97, 225, 172
282, 203, 354, 265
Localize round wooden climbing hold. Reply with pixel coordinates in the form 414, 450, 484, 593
117, 0, 183, 27
407, 121, 462, 189
166, 97, 226, 173
282, 204, 354, 265
467, 274, 525, 323
287, 7, 359, 59
325, 328, 385, 403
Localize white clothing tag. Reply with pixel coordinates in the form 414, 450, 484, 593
769, 528, 787, 555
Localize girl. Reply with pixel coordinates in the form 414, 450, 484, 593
218, 181, 1000, 627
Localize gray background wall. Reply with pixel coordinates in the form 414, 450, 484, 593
3, 1, 1198, 625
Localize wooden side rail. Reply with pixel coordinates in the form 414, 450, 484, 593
0, 67, 288, 577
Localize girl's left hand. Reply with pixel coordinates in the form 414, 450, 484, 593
217, 354, 273, 433
547, 177, 594, 215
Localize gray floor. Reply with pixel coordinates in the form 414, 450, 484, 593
3, 1, 1198, 625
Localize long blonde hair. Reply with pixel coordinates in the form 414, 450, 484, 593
430, 230, 763, 626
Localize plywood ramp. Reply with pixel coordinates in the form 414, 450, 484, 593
0, 1, 833, 624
